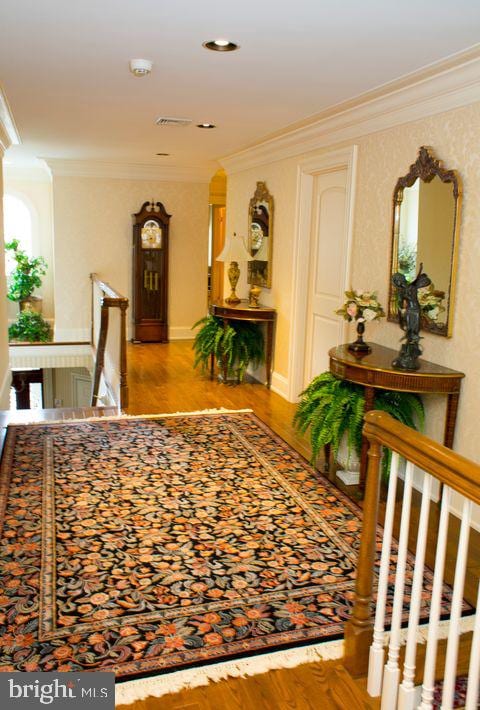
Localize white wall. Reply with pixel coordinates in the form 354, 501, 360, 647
51, 175, 210, 341
3, 166, 55, 320
0, 151, 11, 407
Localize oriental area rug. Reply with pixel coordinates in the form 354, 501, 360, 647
0, 411, 463, 687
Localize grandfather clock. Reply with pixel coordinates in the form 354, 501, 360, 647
132, 201, 171, 342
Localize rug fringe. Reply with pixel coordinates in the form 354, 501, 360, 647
393, 615, 477, 646
115, 639, 344, 706
7, 408, 254, 427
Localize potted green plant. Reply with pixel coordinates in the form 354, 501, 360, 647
5, 239, 47, 312
294, 372, 424, 478
193, 314, 265, 383
8, 310, 52, 343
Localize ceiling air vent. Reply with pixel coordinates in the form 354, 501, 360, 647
155, 116, 192, 127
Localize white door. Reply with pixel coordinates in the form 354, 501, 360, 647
304, 168, 351, 385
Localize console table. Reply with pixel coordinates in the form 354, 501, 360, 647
210, 300, 276, 388
328, 343, 465, 486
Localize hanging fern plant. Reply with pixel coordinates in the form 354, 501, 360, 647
192, 315, 265, 383
294, 372, 424, 477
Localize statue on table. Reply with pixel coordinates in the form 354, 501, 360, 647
392, 264, 431, 371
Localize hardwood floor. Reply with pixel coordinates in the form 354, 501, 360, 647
125, 340, 311, 462
2, 341, 477, 708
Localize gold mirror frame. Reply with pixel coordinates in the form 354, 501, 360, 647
247, 181, 273, 288
388, 146, 462, 337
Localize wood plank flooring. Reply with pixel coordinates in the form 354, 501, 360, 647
2, 341, 477, 708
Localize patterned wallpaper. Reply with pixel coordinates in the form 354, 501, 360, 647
227, 101, 480, 468
52, 176, 209, 340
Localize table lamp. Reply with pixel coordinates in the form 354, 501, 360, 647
216, 232, 252, 304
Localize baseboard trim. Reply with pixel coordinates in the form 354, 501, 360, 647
270, 371, 290, 401
169, 326, 195, 341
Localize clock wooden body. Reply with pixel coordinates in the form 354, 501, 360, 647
132, 201, 171, 342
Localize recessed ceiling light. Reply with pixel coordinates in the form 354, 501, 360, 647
203, 39, 239, 52
197, 123, 216, 129
129, 58, 153, 76
156, 153, 170, 156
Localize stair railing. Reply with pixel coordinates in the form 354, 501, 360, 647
90, 273, 129, 410
344, 410, 480, 710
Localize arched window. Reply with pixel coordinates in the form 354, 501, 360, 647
3, 194, 33, 274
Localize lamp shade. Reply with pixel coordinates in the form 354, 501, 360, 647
216, 233, 252, 263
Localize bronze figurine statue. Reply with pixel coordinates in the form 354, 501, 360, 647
392, 264, 431, 371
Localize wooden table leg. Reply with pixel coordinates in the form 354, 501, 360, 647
210, 352, 215, 380
360, 386, 376, 489
222, 318, 228, 384
265, 320, 273, 389
444, 392, 460, 449
438, 391, 461, 500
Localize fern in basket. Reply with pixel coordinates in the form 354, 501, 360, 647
193, 315, 264, 382
294, 371, 424, 477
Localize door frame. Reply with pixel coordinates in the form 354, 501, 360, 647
287, 145, 358, 401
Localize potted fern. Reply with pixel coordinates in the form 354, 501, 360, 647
193, 315, 265, 383
294, 372, 424, 479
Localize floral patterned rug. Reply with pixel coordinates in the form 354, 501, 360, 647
0, 412, 459, 679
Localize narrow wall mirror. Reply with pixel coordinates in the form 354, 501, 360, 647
388, 146, 462, 337
247, 181, 273, 288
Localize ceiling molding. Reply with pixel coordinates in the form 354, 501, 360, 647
220, 49, 480, 174
44, 159, 216, 183
0, 86, 21, 151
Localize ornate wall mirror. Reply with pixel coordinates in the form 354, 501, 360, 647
388, 146, 462, 337
247, 181, 274, 288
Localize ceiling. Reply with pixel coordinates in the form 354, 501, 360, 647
1, 0, 479, 174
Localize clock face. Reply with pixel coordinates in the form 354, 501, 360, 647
141, 220, 163, 249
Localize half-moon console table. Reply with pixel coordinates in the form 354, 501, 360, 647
328, 343, 465, 487
210, 300, 276, 388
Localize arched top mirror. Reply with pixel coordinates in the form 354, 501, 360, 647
388, 146, 462, 337
247, 181, 274, 289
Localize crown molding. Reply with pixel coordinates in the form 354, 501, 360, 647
220, 47, 480, 174
0, 86, 21, 152
44, 158, 216, 183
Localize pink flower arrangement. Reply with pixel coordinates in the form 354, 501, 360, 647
336, 290, 385, 323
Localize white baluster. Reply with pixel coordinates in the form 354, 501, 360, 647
381, 460, 414, 710
464, 578, 480, 710
368, 451, 400, 697
397, 470, 432, 710
418, 486, 452, 710
441, 498, 472, 710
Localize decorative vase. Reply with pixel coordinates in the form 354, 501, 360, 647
348, 319, 371, 354
19, 296, 43, 314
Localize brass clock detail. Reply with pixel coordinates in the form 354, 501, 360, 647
132, 201, 171, 342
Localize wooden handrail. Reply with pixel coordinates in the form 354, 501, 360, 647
344, 411, 480, 676
90, 273, 129, 410
363, 411, 480, 505
91, 273, 127, 302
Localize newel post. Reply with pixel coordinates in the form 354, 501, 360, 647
344, 437, 382, 676
119, 300, 129, 410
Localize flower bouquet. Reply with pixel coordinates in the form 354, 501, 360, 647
418, 284, 445, 323
336, 290, 385, 353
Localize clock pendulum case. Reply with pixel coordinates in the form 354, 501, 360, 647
132, 201, 171, 342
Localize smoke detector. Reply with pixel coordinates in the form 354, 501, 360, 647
155, 116, 192, 127
130, 58, 153, 77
